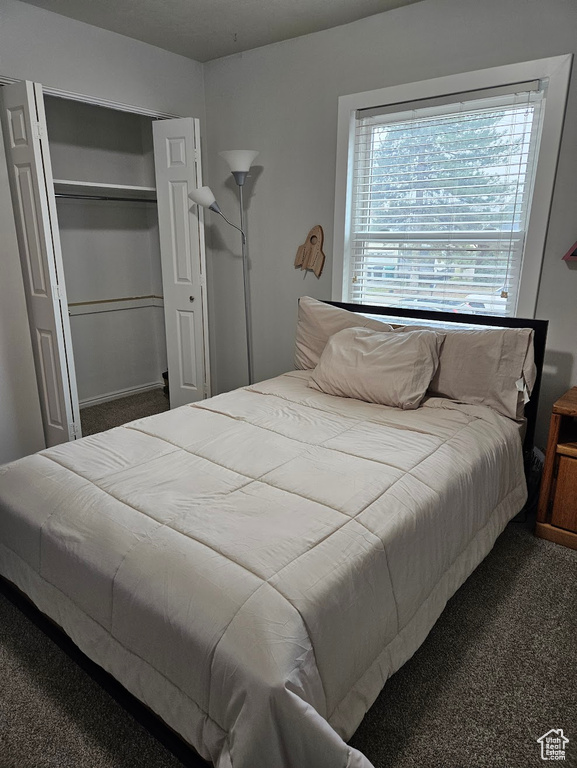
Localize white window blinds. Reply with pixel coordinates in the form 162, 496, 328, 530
347, 84, 545, 316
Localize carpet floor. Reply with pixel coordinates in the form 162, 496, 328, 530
80, 389, 169, 437
0, 522, 575, 768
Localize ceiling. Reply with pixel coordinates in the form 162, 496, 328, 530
19, 0, 424, 63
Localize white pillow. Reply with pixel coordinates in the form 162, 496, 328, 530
308, 327, 444, 410
295, 296, 393, 370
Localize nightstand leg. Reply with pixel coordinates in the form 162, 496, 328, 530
536, 413, 561, 525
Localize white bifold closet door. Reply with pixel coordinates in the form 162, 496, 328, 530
0, 80, 80, 447
152, 118, 210, 409
0, 80, 210, 447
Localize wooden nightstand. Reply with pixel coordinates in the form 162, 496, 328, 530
536, 387, 577, 550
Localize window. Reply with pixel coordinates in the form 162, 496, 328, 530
333, 57, 572, 318
351, 88, 542, 316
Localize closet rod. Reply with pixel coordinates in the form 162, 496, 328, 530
68, 295, 163, 307
54, 193, 157, 203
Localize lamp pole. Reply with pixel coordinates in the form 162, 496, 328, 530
237, 182, 253, 385
188, 149, 259, 387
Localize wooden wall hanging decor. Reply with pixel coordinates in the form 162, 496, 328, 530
294, 225, 326, 277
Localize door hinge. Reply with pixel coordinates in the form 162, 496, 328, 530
55, 284, 65, 301
34, 121, 45, 141
70, 422, 81, 439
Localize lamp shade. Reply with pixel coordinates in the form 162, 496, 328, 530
219, 150, 259, 173
188, 186, 216, 208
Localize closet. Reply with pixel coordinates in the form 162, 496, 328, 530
1, 80, 210, 448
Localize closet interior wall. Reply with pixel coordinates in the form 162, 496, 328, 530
44, 96, 167, 408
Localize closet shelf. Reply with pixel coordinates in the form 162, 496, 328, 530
53, 179, 157, 201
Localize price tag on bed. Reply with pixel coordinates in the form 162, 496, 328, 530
516, 377, 531, 404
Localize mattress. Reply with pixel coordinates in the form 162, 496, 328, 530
0, 370, 527, 768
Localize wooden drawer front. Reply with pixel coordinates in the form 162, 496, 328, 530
550, 455, 577, 533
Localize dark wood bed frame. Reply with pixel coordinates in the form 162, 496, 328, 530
328, 301, 548, 455
0, 301, 548, 767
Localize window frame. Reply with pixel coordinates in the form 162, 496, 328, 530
332, 55, 572, 318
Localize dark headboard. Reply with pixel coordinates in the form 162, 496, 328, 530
327, 301, 548, 454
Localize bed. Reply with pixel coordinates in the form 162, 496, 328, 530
0, 298, 548, 768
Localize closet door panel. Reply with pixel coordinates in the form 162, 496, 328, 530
176, 310, 198, 389
153, 118, 209, 407
0, 81, 81, 445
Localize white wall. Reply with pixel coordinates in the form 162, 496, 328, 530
0, 0, 206, 459
57, 199, 167, 403
0, 0, 205, 118
203, 0, 577, 445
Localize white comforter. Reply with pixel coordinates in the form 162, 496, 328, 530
0, 371, 527, 768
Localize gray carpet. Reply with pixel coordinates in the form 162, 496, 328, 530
0, 591, 184, 768
80, 388, 169, 437
351, 522, 577, 767
0, 523, 575, 768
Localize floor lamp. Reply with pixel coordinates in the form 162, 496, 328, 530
189, 150, 259, 386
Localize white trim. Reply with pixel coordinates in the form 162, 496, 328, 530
79, 381, 164, 408
333, 55, 573, 317
0, 74, 181, 119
